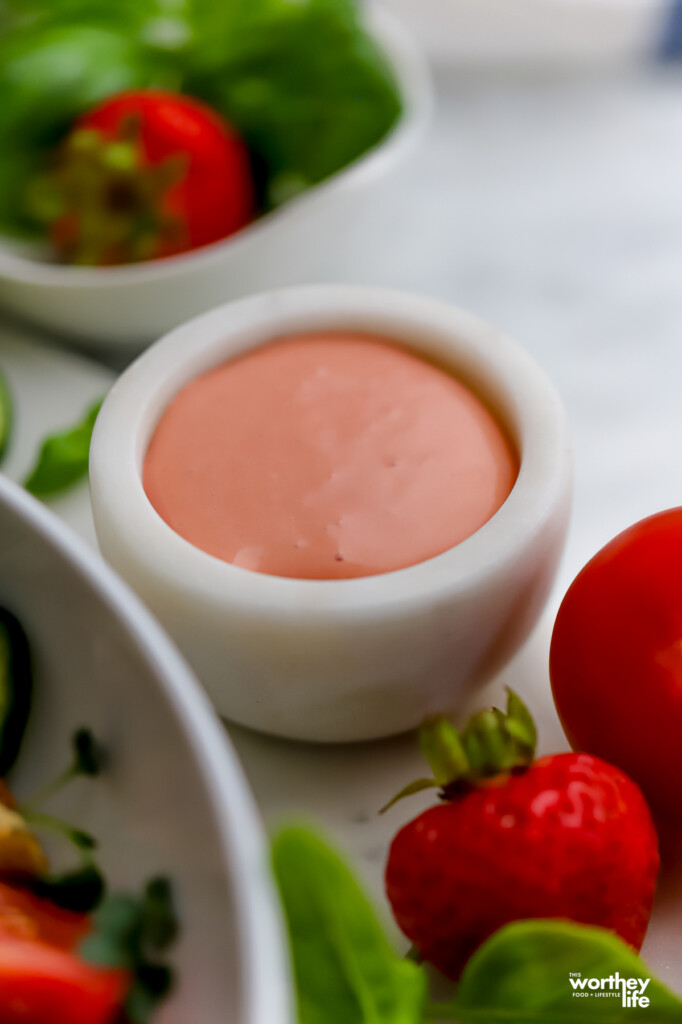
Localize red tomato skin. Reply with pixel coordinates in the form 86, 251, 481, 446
76, 89, 255, 254
0, 884, 89, 950
0, 941, 126, 1024
550, 507, 682, 820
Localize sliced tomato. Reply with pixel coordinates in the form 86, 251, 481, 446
0, 940, 126, 1023
0, 883, 89, 950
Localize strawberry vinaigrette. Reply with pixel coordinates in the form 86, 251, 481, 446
143, 332, 518, 579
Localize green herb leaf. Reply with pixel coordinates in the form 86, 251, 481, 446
22, 808, 97, 853
81, 877, 179, 1024
24, 398, 103, 497
126, 962, 174, 1024
430, 919, 682, 1023
139, 876, 179, 951
72, 727, 105, 776
272, 825, 426, 1024
0, 607, 33, 776
22, 728, 105, 813
81, 893, 142, 969
32, 864, 105, 913
188, 0, 402, 204
0, 369, 12, 462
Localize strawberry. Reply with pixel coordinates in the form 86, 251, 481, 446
384, 692, 659, 980
31, 90, 255, 265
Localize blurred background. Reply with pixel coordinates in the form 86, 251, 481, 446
382, 0, 672, 66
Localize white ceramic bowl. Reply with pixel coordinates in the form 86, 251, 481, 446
90, 284, 572, 743
0, 473, 293, 1024
0, 8, 430, 352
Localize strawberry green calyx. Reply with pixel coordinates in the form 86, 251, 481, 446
381, 689, 537, 813
27, 115, 187, 266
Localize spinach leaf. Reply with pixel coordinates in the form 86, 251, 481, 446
0, 369, 12, 462
4, 0, 174, 32
188, 0, 402, 205
179, 0, 260, 73
272, 825, 426, 1024
0, 607, 33, 776
0, 26, 163, 142
0, 0, 401, 233
431, 919, 682, 1023
24, 397, 102, 497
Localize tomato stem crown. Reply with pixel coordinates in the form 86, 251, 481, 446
381, 689, 538, 813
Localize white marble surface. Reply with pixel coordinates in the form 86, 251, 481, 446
3, 68, 682, 995
319, 68, 682, 602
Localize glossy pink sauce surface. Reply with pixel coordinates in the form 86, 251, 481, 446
143, 332, 518, 579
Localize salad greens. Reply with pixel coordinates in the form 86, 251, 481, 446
81, 876, 179, 1024
0, 0, 402, 233
272, 825, 682, 1024
188, 0, 404, 205
23, 397, 102, 497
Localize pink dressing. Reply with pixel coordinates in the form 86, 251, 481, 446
143, 332, 518, 579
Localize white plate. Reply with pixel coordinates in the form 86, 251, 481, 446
0, 334, 293, 1023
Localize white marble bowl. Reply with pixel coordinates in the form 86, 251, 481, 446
0, 473, 293, 1024
0, 8, 430, 352
90, 285, 572, 743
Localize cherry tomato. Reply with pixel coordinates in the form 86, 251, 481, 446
0, 940, 126, 1023
550, 508, 682, 819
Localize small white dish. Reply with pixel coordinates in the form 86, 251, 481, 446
90, 284, 573, 743
0, 8, 430, 351
0, 473, 293, 1024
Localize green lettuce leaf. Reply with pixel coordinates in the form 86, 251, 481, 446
188, 0, 402, 205
431, 920, 682, 1024
24, 397, 102, 497
273, 825, 426, 1024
